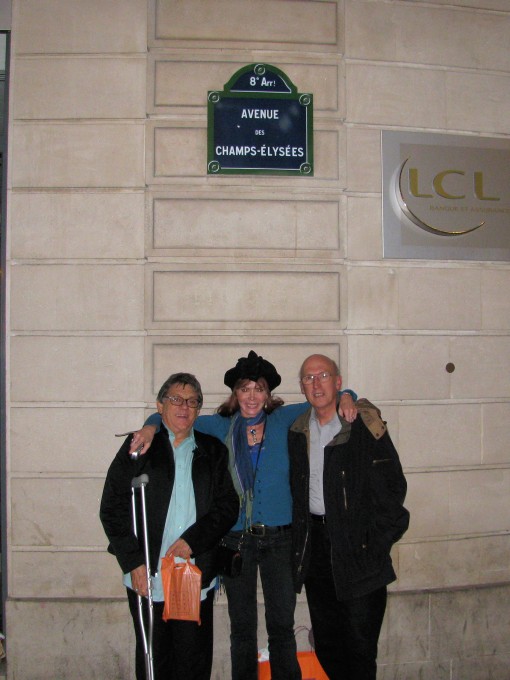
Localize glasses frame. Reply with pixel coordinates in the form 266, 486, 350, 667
162, 395, 202, 409
300, 371, 334, 385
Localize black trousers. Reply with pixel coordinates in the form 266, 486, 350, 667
127, 587, 214, 680
304, 522, 387, 680
222, 529, 300, 680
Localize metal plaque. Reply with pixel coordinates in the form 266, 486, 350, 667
207, 63, 313, 176
382, 130, 510, 261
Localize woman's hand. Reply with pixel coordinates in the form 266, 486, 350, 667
338, 392, 357, 423
129, 425, 157, 456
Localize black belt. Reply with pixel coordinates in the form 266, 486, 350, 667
248, 524, 291, 536
310, 514, 327, 524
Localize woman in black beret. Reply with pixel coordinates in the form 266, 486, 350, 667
130, 351, 357, 680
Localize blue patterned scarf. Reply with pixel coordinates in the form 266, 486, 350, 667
227, 411, 267, 527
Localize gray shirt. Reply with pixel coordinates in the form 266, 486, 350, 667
309, 410, 342, 515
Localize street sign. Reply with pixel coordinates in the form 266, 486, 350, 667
207, 63, 313, 176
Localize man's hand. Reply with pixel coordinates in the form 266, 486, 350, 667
129, 425, 157, 456
165, 538, 192, 560
130, 564, 149, 597
339, 393, 357, 423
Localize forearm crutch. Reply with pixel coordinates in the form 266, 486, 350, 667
131, 474, 154, 680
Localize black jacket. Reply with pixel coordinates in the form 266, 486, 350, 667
100, 424, 239, 587
289, 400, 409, 601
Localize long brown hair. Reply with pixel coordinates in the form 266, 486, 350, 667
217, 377, 284, 417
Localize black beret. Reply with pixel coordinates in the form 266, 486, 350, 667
224, 350, 281, 392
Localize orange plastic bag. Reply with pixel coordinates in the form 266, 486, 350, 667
161, 556, 202, 624
258, 651, 327, 680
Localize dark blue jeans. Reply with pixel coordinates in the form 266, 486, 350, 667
222, 529, 301, 680
304, 522, 387, 680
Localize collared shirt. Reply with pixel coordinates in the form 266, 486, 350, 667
124, 428, 215, 601
309, 410, 342, 515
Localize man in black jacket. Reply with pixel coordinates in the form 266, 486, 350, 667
100, 372, 239, 680
289, 355, 409, 680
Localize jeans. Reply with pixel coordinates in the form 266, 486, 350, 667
304, 522, 387, 680
127, 587, 214, 680
222, 529, 301, 680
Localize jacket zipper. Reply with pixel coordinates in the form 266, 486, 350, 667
341, 470, 348, 510
297, 471, 309, 576
297, 523, 308, 575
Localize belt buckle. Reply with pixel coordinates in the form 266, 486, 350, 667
311, 514, 326, 524
250, 524, 265, 536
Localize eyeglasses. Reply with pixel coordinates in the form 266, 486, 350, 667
300, 371, 334, 385
162, 395, 202, 409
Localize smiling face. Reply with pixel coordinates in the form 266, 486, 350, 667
157, 382, 200, 444
235, 379, 268, 418
300, 354, 342, 422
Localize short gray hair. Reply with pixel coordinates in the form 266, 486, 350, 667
157, 372, 203, 405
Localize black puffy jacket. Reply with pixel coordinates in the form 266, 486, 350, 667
100, 425, 239, 588
289, 400, 409, 601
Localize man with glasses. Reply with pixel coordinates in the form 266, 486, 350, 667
100, 373, 239, 680
289, 355, 409, 680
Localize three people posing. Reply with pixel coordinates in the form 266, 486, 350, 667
101, 351, 409, 679
128, 351, 357, 680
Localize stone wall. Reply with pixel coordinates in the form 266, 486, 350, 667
5, 0, 510, 677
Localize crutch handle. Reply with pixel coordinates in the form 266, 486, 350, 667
132, 474, 149, 488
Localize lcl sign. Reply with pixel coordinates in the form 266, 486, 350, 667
399, 162, 501, 235
382, 131, 510, 260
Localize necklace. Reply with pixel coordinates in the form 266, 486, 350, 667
249, 427, 258, 444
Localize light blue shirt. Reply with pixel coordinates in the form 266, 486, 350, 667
124, 428, 215, 601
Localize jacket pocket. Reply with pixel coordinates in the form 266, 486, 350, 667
347, 523, 384, 583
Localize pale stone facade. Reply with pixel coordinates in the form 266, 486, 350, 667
4, 0, 510, 678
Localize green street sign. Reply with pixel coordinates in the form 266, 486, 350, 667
207, 63, 313, 176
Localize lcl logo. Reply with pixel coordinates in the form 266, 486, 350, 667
396, 159, 500, 236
